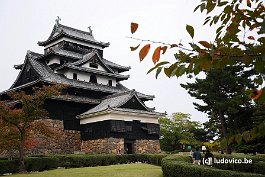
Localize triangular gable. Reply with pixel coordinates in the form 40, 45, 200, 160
79, 90, 151, 117
119, 93, 151, 112
10, 54, 41, 89
71, 50, 115, 74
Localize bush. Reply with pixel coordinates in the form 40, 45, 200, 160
0, 160, 19, 174
161, 155, 265, 177
0, 154, 167, 174
25, 157, 59, 172
253, 161, 265, 175
212, 154, 265, 174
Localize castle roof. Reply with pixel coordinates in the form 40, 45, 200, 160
78, 90, 163, 118
38, 23, 109, 48
6, 51, 154, 101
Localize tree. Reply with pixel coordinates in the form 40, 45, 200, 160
129, 0, 265, 152
159, 112, 211, 152
0, 84, 63, 172
180, 66, 255, 153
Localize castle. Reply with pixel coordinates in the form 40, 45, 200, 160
0, 21, 163, 154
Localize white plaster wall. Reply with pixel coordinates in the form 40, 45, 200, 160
47, 56, 60, 65
63, 69, 116, 86
81, 62, 106, 71
80, 112, 159, 124
44, 37, 104, 50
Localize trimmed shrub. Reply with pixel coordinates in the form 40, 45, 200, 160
25, 157, 59, 172
162, 156, 265, 177
0, 160, 19, 174
212, 154, 265, 174
254, 161, 265, 175
0, 154, 167, 174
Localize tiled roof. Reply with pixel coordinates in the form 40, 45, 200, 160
50, 95, 100, 104
102, 58, 131, 72
38, 23, 109, 47
14, 51, 153, 100
79, 90, 156, 117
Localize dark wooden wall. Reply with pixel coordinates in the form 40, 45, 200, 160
80, 120, 160, 141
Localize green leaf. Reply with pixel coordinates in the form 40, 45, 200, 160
194, 4, 200, 12
130, 44, 141, 51
186, 24, 194, 39
147, 61, 169, 74
156, 67, 162, 79
206, 1, 215, 14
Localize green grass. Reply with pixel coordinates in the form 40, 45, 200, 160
10, 164, 163, 177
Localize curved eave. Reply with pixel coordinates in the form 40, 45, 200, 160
38, 32, 109, 48
37, 50, 81, 61
77, 107, 165, 119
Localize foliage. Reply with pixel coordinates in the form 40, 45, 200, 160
0, 154, 167, 174
159, 112, 210, 152
0, 84, 64, 172
213, 153, 265, 175
161, 155, 265, 177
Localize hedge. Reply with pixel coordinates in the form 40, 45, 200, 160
212, 154, 265, 174
161, 155, 265, 177
0, 154, 167, 174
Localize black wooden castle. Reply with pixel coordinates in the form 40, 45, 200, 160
0, 21, 163, 154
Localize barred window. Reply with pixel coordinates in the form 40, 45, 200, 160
111, 120, 125, 132
147, 124, 160, 135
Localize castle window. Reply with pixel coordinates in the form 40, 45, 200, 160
147, 124, 160, 135
73, 73, 77, 80
89, 63, 98, 69
89, 75, 97, 83
108, 80, 112, 86
111, 121, 125, 132
126, 126, 132, 132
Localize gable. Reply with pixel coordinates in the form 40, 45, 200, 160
80, 55, 107, 72
120, 95, 150, 111
11, 61, 40, 88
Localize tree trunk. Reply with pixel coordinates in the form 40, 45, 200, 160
218, 109, 232, 154
18, 132, 26, 172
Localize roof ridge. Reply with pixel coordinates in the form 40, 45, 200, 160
58, 23, 93, 37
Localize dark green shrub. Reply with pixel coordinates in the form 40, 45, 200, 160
254, 161, 265, 175
25, 157, 59, 172
212, 154, 265, 174
0, 160, 19, 174
161, 157, 265, 177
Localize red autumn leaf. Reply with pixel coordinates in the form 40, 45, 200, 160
247, 0, 251, 7
131, 22, 139, 34
139, 44, 151, 61
248, 36, 255, 40
198, 41, 212, 48
130, 44, 141, 51
161, 46, 168, 54
152, 47, 161, 64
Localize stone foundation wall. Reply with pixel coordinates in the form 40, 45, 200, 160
135, 139, 161, 154
81, 138, 124, 154
29, 119, 81, 155
0, 119, 81, 157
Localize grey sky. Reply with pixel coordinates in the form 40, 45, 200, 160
0, 0, 217, 122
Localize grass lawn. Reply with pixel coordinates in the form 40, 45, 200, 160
10, 164, 163, 177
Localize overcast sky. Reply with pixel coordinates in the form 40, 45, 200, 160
0, 0, 219, 122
